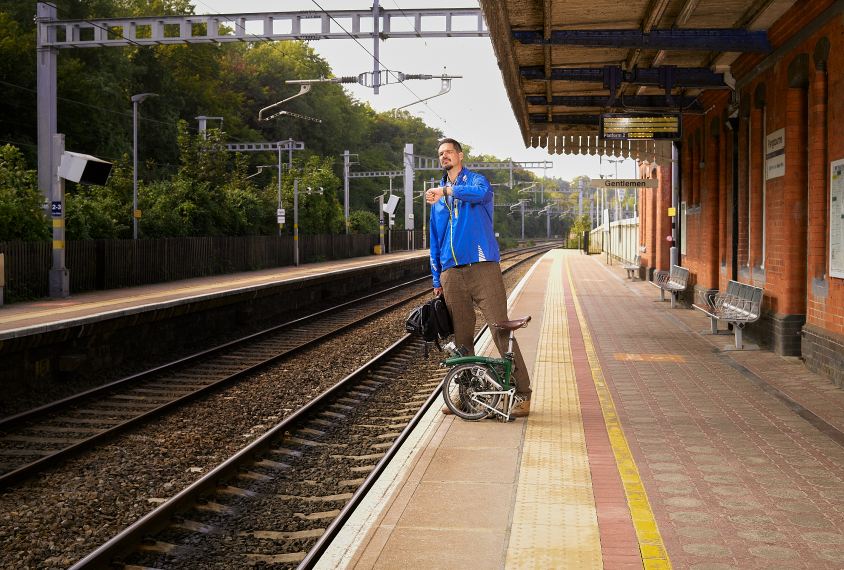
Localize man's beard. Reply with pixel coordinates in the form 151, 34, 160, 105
442, 163, 454, 171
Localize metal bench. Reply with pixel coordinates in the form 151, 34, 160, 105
619, 254, 641, 281
650, 265, 689, 309
692, 279, 764, 351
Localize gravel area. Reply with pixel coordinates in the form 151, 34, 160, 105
0, 252, 539, 570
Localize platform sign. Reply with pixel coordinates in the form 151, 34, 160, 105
592, 179, 658, 188
831, 158, 844, 279
668, 207, 676, 217
51, 201, 62, 216
600, 113, 682, 141
766, 128, 785, 180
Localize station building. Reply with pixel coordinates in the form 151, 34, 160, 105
481, 0, 844, 387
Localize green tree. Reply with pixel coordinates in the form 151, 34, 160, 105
0, 145, 49, 241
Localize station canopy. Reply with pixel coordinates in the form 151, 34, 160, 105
478, 0, 797, 166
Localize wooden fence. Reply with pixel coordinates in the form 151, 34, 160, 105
0, 234, 380, 303
387, 229, 426, 252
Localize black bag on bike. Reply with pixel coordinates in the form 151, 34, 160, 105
406, 295, 453, 350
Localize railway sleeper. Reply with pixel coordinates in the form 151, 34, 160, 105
241, 529, 325, 540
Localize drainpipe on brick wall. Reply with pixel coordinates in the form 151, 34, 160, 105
728, 115, 739, 282
809, 39, 829, 299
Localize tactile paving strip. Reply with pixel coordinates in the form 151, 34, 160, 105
567, 256, 673, 570
614, 353, 686, 363
505, 251, 602, 569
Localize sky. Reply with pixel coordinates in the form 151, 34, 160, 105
196, 0, 638, 186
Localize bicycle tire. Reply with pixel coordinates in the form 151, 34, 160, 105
442, 363, 501, 421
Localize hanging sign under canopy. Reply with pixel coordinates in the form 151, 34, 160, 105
600, 113, 682, 141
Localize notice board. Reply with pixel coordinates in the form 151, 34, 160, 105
831, 158, 844, 279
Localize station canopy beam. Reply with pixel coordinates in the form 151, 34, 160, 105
511, 28, 771, 53
525, 95, 702, 111
36, 8, 488, 49
520, 65, 729, 89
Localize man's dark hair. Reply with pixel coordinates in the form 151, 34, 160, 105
437, 138, 462, 154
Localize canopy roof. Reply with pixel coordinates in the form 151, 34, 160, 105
479, 0, 797, 163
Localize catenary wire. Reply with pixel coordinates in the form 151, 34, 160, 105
309, 0, 463, 137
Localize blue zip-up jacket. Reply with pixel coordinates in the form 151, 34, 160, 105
429, 166, 500, 288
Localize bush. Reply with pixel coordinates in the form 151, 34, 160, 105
349, 210, 379, 234
497, 236, 518, 251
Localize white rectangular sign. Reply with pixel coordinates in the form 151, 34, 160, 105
591, 179, 659, 188
831, 158, 844, 279
766, 128, 785, 180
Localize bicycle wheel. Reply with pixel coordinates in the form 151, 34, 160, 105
442, 363, 501, 421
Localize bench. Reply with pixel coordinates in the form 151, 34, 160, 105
693, 280, 764, 351
619, 254, 641, 281
649, 265, 689, 309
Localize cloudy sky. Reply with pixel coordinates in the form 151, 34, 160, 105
197, 0, 638, 185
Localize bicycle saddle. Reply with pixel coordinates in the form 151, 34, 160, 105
492, 316, 531, 330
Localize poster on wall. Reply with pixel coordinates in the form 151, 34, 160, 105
831, 158, 844, 279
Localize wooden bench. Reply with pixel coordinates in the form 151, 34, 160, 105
693, 280, 764, 351
649, 265, 689, 309
619, 254, 641, 281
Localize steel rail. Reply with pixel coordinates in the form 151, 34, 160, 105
0, 274, 429, 433
0, 276, 434, 488
0, 246, 553, 488
68, 334, 417, 569
36, 245, 552, 568
297, 247, 554, 568
0, 245, 549, 433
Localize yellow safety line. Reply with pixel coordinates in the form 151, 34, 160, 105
566, 255, 673, 570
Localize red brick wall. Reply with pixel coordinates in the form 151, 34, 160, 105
663, 0, 844, 341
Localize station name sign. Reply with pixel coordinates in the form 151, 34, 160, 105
600, 113, 682, 141
591, 179, 659, 188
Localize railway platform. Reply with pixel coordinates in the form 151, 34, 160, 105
0, 250, 429, 388
318, 248, 844, 570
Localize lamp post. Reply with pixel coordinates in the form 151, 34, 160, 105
131, 93, 158, 239
293, 179, 323, 266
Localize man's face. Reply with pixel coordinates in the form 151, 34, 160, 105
438, 143, 463, 172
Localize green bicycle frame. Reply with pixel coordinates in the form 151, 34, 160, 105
442, 355, 515, 391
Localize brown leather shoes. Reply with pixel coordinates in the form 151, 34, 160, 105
510, 398, 531, 418
442, 405, 453, 414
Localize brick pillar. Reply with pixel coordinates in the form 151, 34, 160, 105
656, 165, 672, 271
719, 113, 729, 286
807, 61, 828, 285
647, 174, 657, 268
738, 117, 749, 269
703, 118, 720, 289
750, 106, 764, 268
781, 66, 809, 316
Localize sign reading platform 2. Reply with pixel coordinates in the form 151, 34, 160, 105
600, 113, 682, 141
766, 128, 785, 180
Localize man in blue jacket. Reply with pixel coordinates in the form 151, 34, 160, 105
426, 138, 532, 417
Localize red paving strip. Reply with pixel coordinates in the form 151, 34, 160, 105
560, 260, 643, 568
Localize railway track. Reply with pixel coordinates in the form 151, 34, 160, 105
56, 247, 549, 570
0, 245, 555, 490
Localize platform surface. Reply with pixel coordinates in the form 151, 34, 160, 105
0, 250, 426, 335
320, 249, 844, 570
